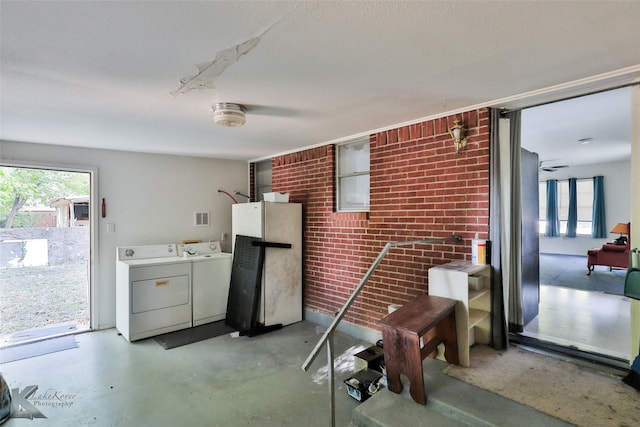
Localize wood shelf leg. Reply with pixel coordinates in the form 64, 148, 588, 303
405, 333, 426, 405
442, 312, 460, 365
380, 327, 404, 395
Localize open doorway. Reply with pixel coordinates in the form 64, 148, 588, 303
518, 87, 632, 363
0, 165, 92, 345
253, 159, 273, 202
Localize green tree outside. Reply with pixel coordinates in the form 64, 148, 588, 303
0, 166, 89, 228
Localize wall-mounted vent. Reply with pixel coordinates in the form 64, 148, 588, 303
194, 211, 210, 227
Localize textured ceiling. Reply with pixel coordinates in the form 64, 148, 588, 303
1, 1, 639, 162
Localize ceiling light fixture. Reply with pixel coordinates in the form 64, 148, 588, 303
212, 103, 246, 127
449, 118, 467, 153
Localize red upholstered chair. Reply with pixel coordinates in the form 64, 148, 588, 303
587, 222, 631, 275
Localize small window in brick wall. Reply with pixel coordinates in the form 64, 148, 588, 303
336, 138, 370, 212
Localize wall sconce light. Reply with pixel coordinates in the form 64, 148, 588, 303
449, 118, 467, 153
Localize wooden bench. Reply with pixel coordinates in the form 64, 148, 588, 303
378, 294, 459, 405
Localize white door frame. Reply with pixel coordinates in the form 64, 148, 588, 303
0, 160, 99, 331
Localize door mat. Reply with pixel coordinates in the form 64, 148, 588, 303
3, 323, 79, 345
444, 345, 640, 427
0, 335, 78, 364
153, 321, 236, 350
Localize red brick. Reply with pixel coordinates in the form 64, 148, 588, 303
270, 108, 490, 329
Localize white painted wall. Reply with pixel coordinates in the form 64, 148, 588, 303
539, 160, 631, 256
1, 141, 248, 329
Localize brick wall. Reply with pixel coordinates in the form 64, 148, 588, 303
271, 109, 490, 330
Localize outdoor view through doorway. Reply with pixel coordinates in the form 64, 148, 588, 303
0, 166, 91, 346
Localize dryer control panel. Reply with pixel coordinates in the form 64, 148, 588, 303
177, 241, 222, 257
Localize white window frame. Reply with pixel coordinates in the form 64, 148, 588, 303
336, 138, 370, 212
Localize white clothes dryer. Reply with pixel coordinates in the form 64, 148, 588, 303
116, 244, 192, 341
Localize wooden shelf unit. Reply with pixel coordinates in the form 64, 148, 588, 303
428, 261, 491, 367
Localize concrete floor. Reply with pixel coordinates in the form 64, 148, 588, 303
0, 321, 571, 427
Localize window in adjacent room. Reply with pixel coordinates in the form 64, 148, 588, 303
336, 137, 370, 212
538, 178, 593, 235
254, 160, 272, 202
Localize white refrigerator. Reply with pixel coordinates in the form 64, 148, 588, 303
231, 201, 302, 327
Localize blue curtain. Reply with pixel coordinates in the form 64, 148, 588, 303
592, 175, 607, 238
566, 178, 577, 237
545, 180, 560, 237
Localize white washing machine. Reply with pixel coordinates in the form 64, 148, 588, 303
116, 244, 192, 342
177, 242, 232, 326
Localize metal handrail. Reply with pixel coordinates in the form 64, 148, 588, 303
301, 235, 462, 426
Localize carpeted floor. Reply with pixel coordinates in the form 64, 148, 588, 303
445, 345, 640, 427
540, 253, 626, 295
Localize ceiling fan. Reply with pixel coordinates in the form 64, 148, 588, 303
212, 102, 299, 127
539, 160, 569, 172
